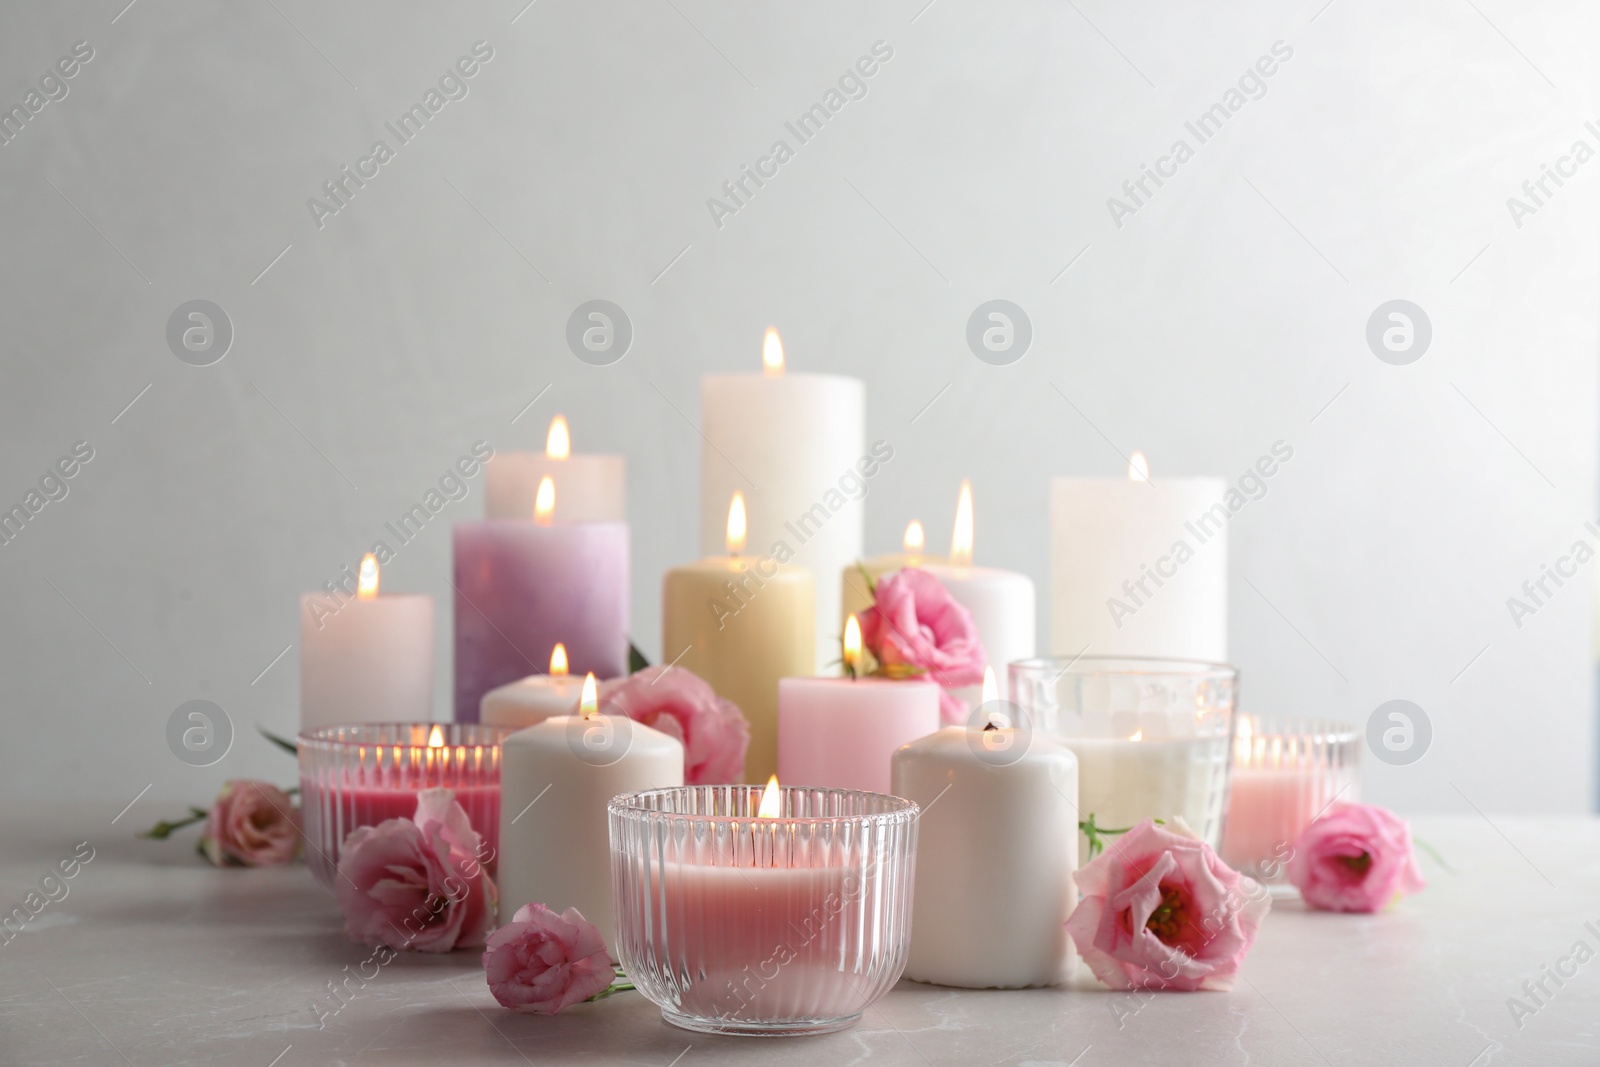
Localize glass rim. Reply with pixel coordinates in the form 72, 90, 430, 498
1235, 714, 1360, 742
609, 785, 920, 827
297, 722, 513, 750
1009, 655, 1238, 680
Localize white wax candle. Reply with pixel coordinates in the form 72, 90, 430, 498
498, 682, 683, 945
777, 677, 939, 794
892, 725, 1078, 988
701, 329, 865, 673
479, 646, 587, 728
1062, 735, 1231, 850
299, 557, 434, 730
485, 415, 626, 522
1049, 458, 1227, 661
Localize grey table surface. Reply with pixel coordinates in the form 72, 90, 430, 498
2, 808, 1597, 1066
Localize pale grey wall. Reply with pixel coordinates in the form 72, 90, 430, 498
0, 0, 1593, 818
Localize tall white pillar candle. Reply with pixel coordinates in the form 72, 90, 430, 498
1050, 454, 1227, 660
701, 328, 866, 673
300, 555, 434, 730
486, 415, 626, 522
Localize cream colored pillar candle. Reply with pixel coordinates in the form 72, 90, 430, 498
701, 328, 864, 672
891, 673, 1078, 989
664, 493, 814, 784
480, 644, 587, 728
840, 519, 947, 624
486, 415, 626, 522
497, 675, 684, 945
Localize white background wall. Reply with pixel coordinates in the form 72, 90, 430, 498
0, 0, 1593, 817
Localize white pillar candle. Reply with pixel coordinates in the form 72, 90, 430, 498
486, 415, 626, 522
1050, 453, 1227, 661
891, 674, 1078, 989
701, 328, 865, 673
839, 519, 947, 624
777, 617, 940, 794
299, 555, 434, 730
480, 643, 588, 728
921, 482, 1035, 705
497, 675, 684, 945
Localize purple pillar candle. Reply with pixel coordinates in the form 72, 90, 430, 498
453, 519, 629, 721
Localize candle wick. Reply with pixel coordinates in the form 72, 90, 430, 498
982, 721, 999, 732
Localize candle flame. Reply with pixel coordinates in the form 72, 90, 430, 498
726, 491, 748, 555
762, 327, 784, 377
535, 476, 555, 525
546, 415, 571, 460
580, 672, 597, 719
903, 520, 925, 554
427, 725, 445, 748
1234, 714, 1255, 763
758, 774, 782, 818
1129, 729, 1144, 742
357, 553, 379, 600
843, 614, 862, 676
550, 643, 569, 676
950, 480, 974, 567
1128, 451, 1150, 482
981, 665, 997, 707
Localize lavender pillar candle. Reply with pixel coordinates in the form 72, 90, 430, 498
453, 514, 629, 722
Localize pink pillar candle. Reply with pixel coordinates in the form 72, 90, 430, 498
453, 520, 628, 721
777, 677, 939, 794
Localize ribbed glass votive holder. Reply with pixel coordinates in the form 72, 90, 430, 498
1219, 714, 1361, 883
298, 723, 510, 889
609, 785, 919, 1037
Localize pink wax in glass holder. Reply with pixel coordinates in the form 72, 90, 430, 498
298, 723, 510, 890
609, 785, 919, 1037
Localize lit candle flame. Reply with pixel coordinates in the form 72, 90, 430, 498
357, 553, 379, 600
550, 643, 568, 676
580, 672, 597, 719
981, 665, 997, 706
427, 724, 445, 748
1129, 729, 1144, 742
762, 327, 784, 377
535, 476, 555, 525
1234, 714, 1254, 763
1128, 451, 1150, 482
546, 415, 571, 460
843, 614, 862, 677
903, 520, 925, 554
758, 774, 782, 818
726, 491, 747, 555
950, 480, 974, 567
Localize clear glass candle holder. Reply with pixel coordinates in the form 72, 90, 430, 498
298, 723, 510, 889
1219, 714, 1361, 884
1009, 657, 1237, 848
609, 785, 919, 1037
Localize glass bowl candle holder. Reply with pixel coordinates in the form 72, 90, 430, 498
298, 723, 511, 889
1009, 657, 1237, 848
1219, 714, 1361, 884
609, 784, 919, 1037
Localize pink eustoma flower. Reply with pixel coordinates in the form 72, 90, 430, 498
859, 567, 987, 723
599, 665, 749, 784
483, 903, 616, 1014
1287, 802, 1426, 913
200, 780, 301, 867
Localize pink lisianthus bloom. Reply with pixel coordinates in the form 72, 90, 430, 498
335, 788, 496, 953
858, 567, 987, 724
598, 665, 749, 784
1286, 802, 1426, 913
483, 903, 617, 1014
1066, 818, 1270, 991
199, 780, 301, 867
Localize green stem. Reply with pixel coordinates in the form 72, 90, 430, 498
138, 807, 210, 840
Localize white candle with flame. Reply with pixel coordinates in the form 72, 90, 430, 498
485, 414, 626, 522
479, 642, 590, 728
299, 553, 435, 729
701, 327, 865, 673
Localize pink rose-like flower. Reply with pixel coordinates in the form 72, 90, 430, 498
598, 666, 749, 784
200, 780, 301, 867
859, 567, 987, 723
1066, 819, 1270, 992
1287, 802, 1425, 913
336, 788, 496, 953
483, 903, 616, 1014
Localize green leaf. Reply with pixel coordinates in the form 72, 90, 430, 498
854, 560, 878, 600
257, 726, 299, 757
628, 641, 650, 673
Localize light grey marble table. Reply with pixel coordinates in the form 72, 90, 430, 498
2, 809, 1598, 1066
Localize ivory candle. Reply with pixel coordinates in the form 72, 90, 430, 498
480, 644, 588, 728
701, 328, 864, 673
664, 492, 814, 784
299, 555, 434, 730
839, 520, 947, 624
498, 675, 683, 944
1050, 452, 1227, 661
485, 415, 626, 522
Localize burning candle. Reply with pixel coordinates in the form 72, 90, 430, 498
777, 615, 939, 793
1050, 452, 1227, 661
700, 327, 864, 673
479, 643, 589, 728
840, 519, 948, 624
891, 669, 1078, 989
663, 492, 814, 783
299, 554, 434, 730
485, 414, 626, 522
1220, 715, 1361, 882
498, 674, 683, 941
453, 476, 629, 721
